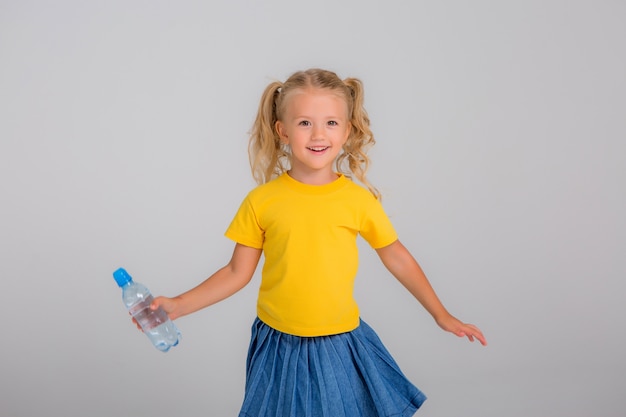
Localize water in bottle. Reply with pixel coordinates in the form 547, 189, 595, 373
113, 267, 181, 352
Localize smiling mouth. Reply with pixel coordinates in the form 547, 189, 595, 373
307, 146, 329, 153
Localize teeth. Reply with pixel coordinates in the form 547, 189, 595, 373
308, 147, 328, 152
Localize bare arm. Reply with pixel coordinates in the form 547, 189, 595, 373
150, 243, 262, 321
376, 240, 487, 345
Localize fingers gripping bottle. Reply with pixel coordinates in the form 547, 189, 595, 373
113, 268, 181, 352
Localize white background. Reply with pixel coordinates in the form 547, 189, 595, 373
1, 1, 624, 416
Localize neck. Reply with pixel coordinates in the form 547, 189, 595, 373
286, 169, 339, 186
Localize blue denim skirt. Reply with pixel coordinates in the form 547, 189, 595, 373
238, 318, 426, 417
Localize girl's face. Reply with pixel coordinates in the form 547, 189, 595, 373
276, 88, 351, 185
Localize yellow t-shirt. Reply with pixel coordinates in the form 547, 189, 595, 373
225, 173, 398, 336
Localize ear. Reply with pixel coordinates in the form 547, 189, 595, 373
275, 121, 289, 144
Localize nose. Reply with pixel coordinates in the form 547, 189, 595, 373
311, 124, 325, 140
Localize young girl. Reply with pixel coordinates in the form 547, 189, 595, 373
147, 68, 487, 417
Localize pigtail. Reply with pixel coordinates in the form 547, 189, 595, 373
338, 77, 381, 200
248, 81, 289, 184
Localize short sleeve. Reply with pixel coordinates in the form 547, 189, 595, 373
359, 198, 398, 249
224, 195, 265, 249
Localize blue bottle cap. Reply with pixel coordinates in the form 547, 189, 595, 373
113, 268, 132, 287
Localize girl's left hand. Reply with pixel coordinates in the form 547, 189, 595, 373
436, 314, 487, 346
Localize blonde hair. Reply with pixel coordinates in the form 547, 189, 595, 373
248, 68, 380, 199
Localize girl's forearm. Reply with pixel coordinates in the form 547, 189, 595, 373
173, 244, 262, 319
175, 265, 251, 317
376, 240, 451, 321
399, 262, 451, 321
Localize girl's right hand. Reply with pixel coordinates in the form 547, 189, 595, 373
150, 295, 181, 319
130, 295, 180, 331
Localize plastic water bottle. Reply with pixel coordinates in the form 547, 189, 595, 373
113, 267, 181, 352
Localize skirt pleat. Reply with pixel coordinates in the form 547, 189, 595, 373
239, 318, 427, 417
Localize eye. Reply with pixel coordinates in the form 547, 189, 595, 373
327, 120, 338, 126
298, 120, 311, 126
